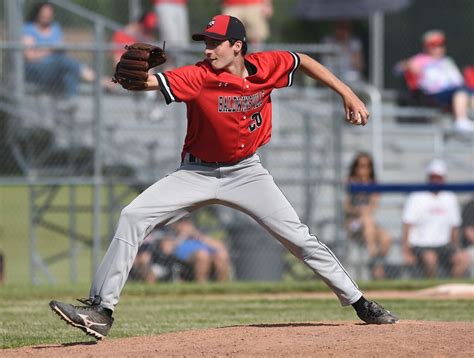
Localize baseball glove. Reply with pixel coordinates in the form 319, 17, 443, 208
112, 43, 167, 90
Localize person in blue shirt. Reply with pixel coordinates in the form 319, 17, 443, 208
22, 2, 95, 98
166, 217, 230, 282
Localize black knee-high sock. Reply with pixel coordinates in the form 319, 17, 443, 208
352, 296, 369, 312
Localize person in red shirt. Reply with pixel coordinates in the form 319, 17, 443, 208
49, 15, 398, 341
111, 11, 157, 65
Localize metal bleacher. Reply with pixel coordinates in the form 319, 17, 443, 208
8, 76, 473, 269
2, 0, 473, 282
343, 91, 474, 279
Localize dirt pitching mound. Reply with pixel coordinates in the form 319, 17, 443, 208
4, 321, 473, 357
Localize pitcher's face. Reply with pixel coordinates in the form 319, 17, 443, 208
204, 38, 240, 71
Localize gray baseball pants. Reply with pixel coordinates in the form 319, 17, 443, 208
90, 153, 362, 311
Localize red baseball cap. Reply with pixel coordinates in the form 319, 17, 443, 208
423, 30, 445, 48
192, 15, 246, 42
142, 12, 157, 32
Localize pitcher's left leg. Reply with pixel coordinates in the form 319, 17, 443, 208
218, 158, 362, 305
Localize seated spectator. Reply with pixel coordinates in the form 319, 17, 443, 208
402, 159, 466, 278
164, 217, 230, 282
395, 30, 474, 132
451, 199, 474, 277
22, 2, 95, 99
344, 153, 392, 279
112, 11, 157, 65
129, 228, 173, 283
321, 20, 365, 84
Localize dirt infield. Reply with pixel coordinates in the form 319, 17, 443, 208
3, 285, 474, 357
4, 321, 474, 357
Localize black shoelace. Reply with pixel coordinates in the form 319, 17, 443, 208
367, 301, 386, 318
76, 296, 101, 308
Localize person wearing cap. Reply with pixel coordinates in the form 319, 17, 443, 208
402, 159, 465, 278
49, 15, 398, 341
395, 30, 474, 133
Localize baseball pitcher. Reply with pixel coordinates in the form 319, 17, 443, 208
50, 15, 398, 340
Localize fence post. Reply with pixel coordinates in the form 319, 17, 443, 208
303, 114, 313, 224
332, 92, 345, 253
6, 0, 25, 100
92, 20, 106, 276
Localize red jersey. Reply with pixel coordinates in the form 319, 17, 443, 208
153, 0, 187, 4
223, 0, 265, 5
155, 51, 300, 163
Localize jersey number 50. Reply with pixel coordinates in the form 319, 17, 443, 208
248, 112, 263, 132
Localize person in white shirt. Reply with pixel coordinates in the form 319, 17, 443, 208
402, 159, 465, 277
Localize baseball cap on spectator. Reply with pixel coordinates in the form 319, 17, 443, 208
140, 11, 157, 32
426, 159, 447, 177
192, 15, 247, 43
422, 30, 445, 48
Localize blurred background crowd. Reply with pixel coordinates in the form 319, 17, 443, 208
0, 0, 473, 285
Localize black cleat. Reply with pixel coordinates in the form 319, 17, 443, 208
356, 300, 399, 324
49, 297, 114, 340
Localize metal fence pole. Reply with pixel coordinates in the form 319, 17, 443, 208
129, 0, 142, 23
69, 185, 77, 283
332, 92, 345, 250
303, 114, 312, 224
92, 21, 106, 276
369, 11, 384, 90
6, 0, 25, 98
28, 185, 38, 284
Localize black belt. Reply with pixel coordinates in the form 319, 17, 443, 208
183, 153, 254, 167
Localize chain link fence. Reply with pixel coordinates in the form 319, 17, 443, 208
0, 0, 473, 285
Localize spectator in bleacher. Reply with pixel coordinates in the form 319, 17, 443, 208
321, 20, 365, 84
152, 0, 189, 47
164, 217, 231, 282
451, 199, 474, 277
221, 0, 273, 47
129, 227, 173, 283
111, 11, 165, 118
345, 153, 392, 279
22, 2, 95, 99
112, 11, 158, 66
394, 30, 474, 133
402, 159, 466, 278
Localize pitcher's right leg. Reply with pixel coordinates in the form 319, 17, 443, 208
91, 169, 219, 310
50, 167, 218, 339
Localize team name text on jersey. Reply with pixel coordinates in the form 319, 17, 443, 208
218, 91, 265, 113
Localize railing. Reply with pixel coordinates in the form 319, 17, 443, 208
2, 0, 472, 283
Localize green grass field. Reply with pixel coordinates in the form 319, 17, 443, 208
1, 187, 473, 350
0, 185, 136, 285
1, 281, 473, 349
